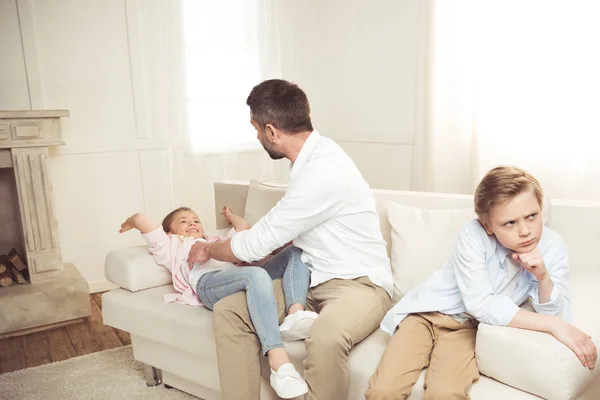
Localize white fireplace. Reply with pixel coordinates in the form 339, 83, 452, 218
0, 110, 89, 336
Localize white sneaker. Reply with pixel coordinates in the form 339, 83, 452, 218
270, 363, 309, 399
280, 310, 319, 341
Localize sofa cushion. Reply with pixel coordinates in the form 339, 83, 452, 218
242, 180, 286, 226
346, 329, 538, 400
105, 246, 172, 292
476, 322, 600, 400
284, 327, 538, 400
386, 201, 475, 299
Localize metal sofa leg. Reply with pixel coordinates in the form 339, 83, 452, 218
139, 363, 162, 387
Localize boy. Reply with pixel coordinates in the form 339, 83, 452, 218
366, 166, 597, 400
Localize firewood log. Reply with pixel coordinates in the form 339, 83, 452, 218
8, 249, 26, 272
0, 255, 9, 277
0, 270, 13, 287
11, 267, 26, 284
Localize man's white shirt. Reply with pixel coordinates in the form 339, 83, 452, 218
231, 131, 394, 297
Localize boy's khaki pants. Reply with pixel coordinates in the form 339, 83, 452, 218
212, 276, 391, 400
366, 312, 479, 400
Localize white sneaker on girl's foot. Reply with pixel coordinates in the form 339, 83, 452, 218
280, 310, 319, 341
270, 363, 308, 399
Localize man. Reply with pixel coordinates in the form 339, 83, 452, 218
188, 79, 393, 400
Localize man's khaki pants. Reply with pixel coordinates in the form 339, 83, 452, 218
365, 312, 479, 400
213, 276, 391, 400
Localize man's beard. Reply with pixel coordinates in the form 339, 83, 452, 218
263, 142, 285, 160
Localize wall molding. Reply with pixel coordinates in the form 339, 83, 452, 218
124, 0, 150, 139
410, 0, 434, 192
16, 0, 45, 109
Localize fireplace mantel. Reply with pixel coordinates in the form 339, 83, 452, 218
0, 110, 69, 119
0, 110, 89, 336
0, 110, 69, 149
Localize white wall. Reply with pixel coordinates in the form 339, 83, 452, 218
0, 0, 172, 292
172, 0, 426, 228
276, 0, 425, 190
0, 0, 291, 292
0, 0, 30, 109
0, 0, 425, 291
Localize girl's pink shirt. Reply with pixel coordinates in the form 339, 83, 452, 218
141, 227, 235, 306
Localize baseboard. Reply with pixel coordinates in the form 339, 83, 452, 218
88, 279, 119, 293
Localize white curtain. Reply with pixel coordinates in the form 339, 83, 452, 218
414, 1, 600, 201
173, 0, 288, 231
131, 0, 287, 231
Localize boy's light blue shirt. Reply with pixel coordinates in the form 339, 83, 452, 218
380, 219, 571, 335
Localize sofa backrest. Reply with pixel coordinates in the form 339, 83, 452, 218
214, 181, 600, 285
370, 189, 473, 255
546, 199, 600, 283
214, 181, 475, 249
215, 181, 476, 254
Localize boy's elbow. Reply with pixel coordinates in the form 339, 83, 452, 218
464, 302, 501, 325
463, 301, 487, 322
468, 308, 491, 324
464, 294, 519, 326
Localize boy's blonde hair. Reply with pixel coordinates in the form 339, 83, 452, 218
474, 166, 543, 218
161, 207, 197, 233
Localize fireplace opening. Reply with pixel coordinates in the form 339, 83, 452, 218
0, 249, 29, 286
0, 167, 29, 287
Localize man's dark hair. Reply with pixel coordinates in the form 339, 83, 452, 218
246, 79, 313, 133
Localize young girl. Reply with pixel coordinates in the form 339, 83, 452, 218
119, 206, 318, 399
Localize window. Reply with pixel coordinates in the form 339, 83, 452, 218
182, 0, 262, 154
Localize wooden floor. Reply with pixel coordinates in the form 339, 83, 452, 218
0, 293, 131, 374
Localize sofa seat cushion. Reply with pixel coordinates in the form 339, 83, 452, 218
102, 286, 219, 361
104, 285, 545, 400
282, 328, 538, 400
347, 329, 540, 400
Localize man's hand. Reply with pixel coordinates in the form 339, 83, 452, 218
512, 248, 548, 281
552, 320, 597, 369
188, 241, 211, 270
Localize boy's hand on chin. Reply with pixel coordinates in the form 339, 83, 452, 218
512, 248, 549, 281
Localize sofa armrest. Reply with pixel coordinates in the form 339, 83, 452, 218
105, 228, 232, 292
105, 246, 172, 292
476, 323, 600, 400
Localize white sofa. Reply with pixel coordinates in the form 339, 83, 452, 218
102, 180, 600, 400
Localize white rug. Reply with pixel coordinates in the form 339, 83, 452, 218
0, 346, 198, 400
